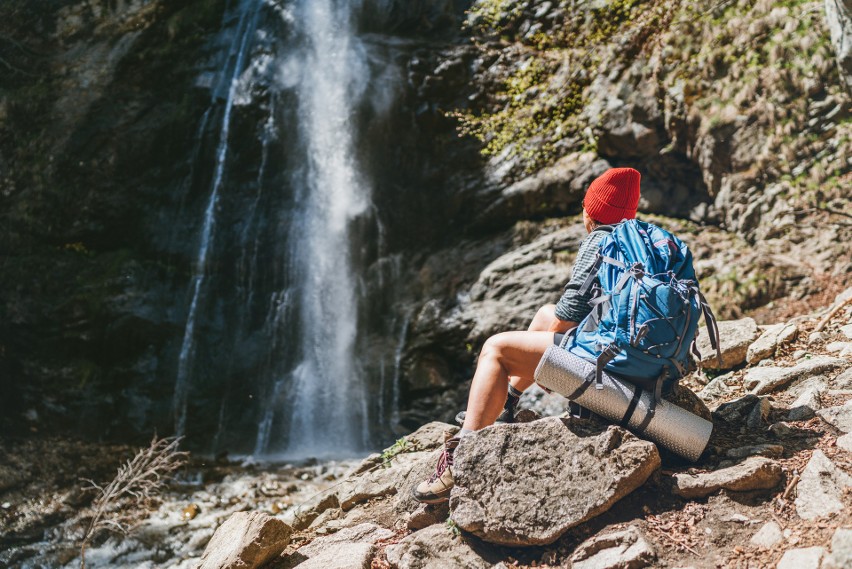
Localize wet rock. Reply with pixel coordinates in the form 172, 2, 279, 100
744, 356, 846, 394
746, 322, 798, 364
824, 527, 852, 569
450, 419, 660, 546
817, 402, 852, 433
570, 525, 656, 569
293, 523, 393, 564
794, 450, 852, 519
671, 457, 783, 499
384, 524, 496, 569
749, 521, 783, 548
696, 317, 759, 369
198, 511, 292, 569
776, 546, 826, 569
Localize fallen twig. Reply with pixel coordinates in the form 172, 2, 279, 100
781, 472, 800, 502
815, 296, 852, 332
652, 527, 700, 556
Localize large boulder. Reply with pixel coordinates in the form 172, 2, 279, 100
795, 450, 852, 519
671, 457, 783, 499
696, 317, 760, 370
450, 419, 660, 546
198, 511, 292, 569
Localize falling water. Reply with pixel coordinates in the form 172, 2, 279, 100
173, 0, 262, 437
174, 0, 406, 457
275, 0, 372, 458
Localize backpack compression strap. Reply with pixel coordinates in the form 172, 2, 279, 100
689, 285, 723, 367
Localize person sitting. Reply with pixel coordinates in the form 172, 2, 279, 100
412, 167, 642, 504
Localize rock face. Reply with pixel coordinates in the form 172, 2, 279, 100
384, 524, 497, 569
198, 511, 292, 569
570, 526, 657, 569
696, 318, 760, 369
450, 419, 660, 546
794, 450, 852, 520
671, 457, 783, 499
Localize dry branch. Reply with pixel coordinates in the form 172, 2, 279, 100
79, 435, 187, 569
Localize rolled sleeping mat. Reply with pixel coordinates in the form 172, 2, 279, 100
534, 344, 712, 461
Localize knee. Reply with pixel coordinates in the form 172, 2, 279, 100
478, 333, 511, 363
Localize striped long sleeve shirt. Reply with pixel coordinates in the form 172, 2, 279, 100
554, 226, 612, 323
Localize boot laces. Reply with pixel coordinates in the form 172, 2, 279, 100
427, 448, 454, 483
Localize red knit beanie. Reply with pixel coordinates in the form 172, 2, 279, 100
583, 167, 641, 225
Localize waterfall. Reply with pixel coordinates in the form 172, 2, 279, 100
173, 0, 263, 438
173, 0, 402, 458
274, 0, 372, 459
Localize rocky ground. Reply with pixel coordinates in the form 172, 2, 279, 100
2, 286, 852, 568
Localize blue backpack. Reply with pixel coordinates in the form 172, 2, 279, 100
566, 219, 721, 412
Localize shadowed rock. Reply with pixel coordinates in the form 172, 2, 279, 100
570, 525, 657, 569
450, 418, 660, 546
671, 457, 783, 499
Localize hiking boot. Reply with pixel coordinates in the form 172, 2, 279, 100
454, 406, 515, 426
411, 432, 459, 504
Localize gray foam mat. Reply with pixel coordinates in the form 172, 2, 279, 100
534, 344, 712, 461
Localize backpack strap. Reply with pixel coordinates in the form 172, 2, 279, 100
692, 287, 723, 367
595, 344, 621, 390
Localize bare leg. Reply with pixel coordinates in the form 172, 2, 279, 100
462, 331, 554, 431
507, 304, 575, 392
